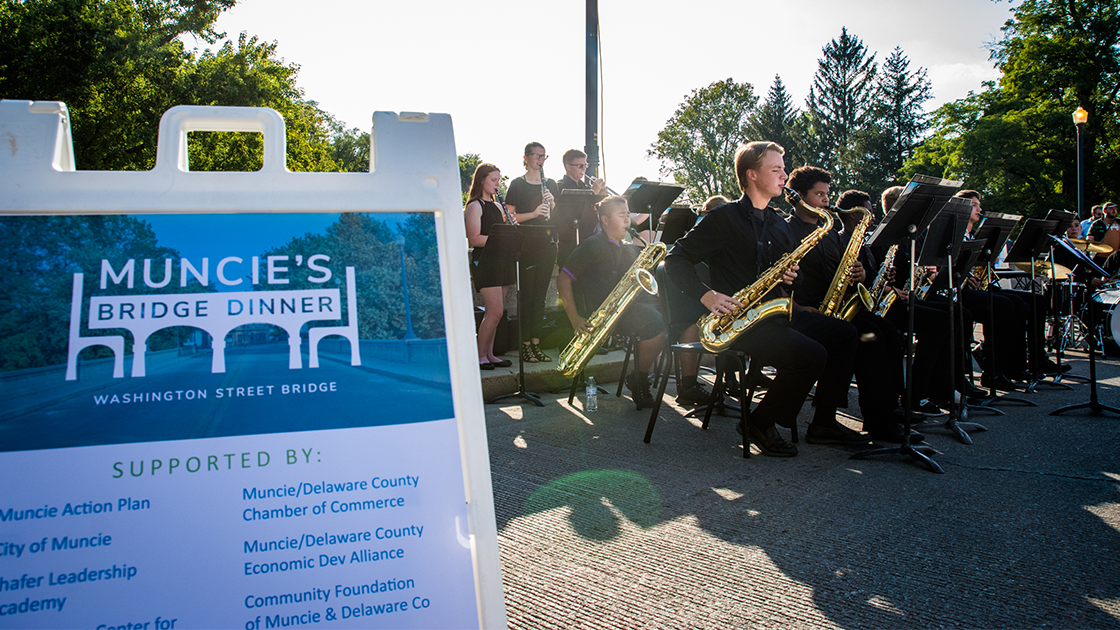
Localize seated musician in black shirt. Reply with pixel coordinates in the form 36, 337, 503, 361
557, 196, 665, 406
665, 142, 863, 457
785, 169, 914, 443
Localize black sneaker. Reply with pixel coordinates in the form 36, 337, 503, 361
676, 383, 713, 406
805, 422, 872, 445
625, 372, 655, 407
911, 399, 945, 417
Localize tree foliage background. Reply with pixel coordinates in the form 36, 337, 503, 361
904, 0, 1119, 218
651, 29, 932, 209
0, 0, 369, 172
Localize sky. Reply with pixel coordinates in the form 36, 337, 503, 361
199, 0, 1016, 190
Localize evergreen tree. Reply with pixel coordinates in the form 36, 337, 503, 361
806, 28, 878, 190
750, 75, 807, 169
876, 47, 932, 168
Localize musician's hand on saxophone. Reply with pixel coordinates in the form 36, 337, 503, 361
781, 264, 799, 285
892, 286, 910, 301
701, 290, 743, 316
850, 260, 866, 283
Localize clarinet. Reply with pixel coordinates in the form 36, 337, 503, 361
539, 165, 551, 218
494, 191, 517, 226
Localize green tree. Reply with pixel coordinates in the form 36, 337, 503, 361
0, 0, 346, 173
876, 47, 932, 170
750, 75, 809, 170
806, 28, 878, 191
649, 78, 758, 202
905, 0, 1119, 217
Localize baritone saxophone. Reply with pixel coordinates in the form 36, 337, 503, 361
697, 189, 834, 352
557, 233, 668, 378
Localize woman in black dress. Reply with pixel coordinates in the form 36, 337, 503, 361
504, 142, 559, 362
465, 163, 515, 370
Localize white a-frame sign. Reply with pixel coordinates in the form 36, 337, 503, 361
0, 100, 506, 629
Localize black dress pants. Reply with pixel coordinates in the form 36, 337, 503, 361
851, 310, 903, 430
732, 315, 826, 431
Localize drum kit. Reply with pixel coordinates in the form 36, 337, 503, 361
1047, 238, 1120, 355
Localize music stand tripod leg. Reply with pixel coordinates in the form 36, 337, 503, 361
851, 237, 944, 473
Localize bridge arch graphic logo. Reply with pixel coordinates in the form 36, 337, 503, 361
65, 267, 360, 380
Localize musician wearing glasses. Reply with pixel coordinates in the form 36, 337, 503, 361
504, 142, 561, 364
464, 163, 516, 371
556, 149, 608, 265
557, 197, 665, 406
665, 141, 859, 457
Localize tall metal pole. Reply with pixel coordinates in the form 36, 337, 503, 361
1076, 122, 1085, 222
585, 0, 600, 178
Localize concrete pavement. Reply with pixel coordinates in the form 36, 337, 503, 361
483, 348, 1120, 629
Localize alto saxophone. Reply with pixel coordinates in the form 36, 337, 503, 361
819, 205, 875, 322
697, 189, 834, 352
557, 232, 668, 378
870, 244, 899, 317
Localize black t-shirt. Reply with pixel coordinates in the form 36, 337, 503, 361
787, 215, 846, 308
505, 175, 560, 226
561, 232, 640, 316
665, 196, 797, 302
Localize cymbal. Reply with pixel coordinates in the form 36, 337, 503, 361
1014, 260, 1071, 280
1068, 238, 1115, 255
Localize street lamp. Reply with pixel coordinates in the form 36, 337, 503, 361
395, 234, 418, 340
1073, 106, 1088, 222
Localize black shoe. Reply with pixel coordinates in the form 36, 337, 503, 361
741, 423, 798, 457
745, 371, 774, 390
980, 374, 1019, 391
676, 383, 713, 406
479, 362, 495, 371
911, 399, 945, 417
490, 358, 512, 368
964, 383, 988, 402
870, 423, 926, 444
805, 422, 871, 446
625, 372, 655, 407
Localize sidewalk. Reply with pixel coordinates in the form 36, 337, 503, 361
484, 350, 1120, 629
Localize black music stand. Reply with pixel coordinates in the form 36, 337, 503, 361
969, 214, 1037, 407
1050, 235, 1120, 417
485, 224, 553, 407
853, 174, 959, 473
1006, 219, 1071, 392
658, 205, 699, 245
623, 179, 683, 236
919, 217, 995, 443
556, 189, 604, 245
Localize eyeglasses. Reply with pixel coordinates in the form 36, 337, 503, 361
567, 163, 588, 169
529, 153, 548, 160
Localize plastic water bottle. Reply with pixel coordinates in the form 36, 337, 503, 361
585, 377, 598, 412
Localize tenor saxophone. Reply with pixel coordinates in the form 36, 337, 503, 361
697, 189, 834, 352
819, 205, 875, 322
557, 233, 668, 378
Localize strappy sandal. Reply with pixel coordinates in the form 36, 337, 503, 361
531, 342, 552, 362
521, 344, 539, 363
